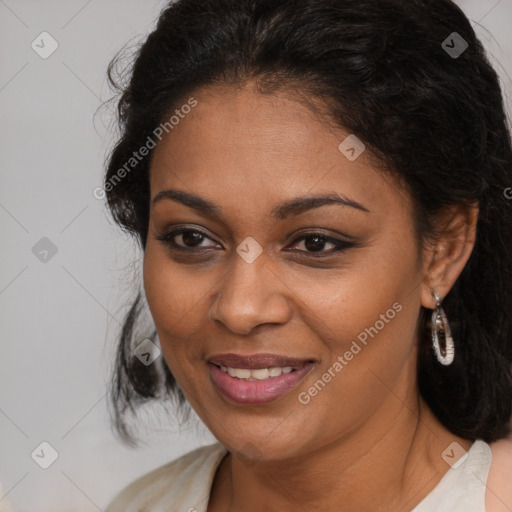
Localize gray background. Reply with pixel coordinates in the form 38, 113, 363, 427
1, 0, 511, 510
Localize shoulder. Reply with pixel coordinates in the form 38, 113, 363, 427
486, 435, 512, 512
0, 481, 16, 512
105, 442, 228, 512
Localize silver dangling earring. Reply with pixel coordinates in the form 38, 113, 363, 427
430, 289, 455, 366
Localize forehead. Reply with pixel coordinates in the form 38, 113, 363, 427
149, 81, 410, 219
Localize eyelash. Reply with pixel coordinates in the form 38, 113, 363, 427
155, 227, 355, 258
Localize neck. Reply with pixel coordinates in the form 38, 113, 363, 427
210, 392, 473, 512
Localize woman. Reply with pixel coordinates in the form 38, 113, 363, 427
103, 0, 512, 510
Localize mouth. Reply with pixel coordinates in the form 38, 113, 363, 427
207, 353, 315, 405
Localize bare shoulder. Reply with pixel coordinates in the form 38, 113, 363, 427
485, 436, 512, 512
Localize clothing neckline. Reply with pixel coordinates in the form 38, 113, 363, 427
202, 439, 492, 511
411, 439, 492, 511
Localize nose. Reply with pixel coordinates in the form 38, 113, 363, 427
208, 250, 293, 335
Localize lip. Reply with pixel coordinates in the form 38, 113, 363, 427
208, 359, 315, 405
207, 352, 312, 369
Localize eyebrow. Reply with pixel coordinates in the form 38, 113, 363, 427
151, 188, 370, 219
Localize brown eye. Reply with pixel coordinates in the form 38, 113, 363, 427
180, 230, 206, 247
156, 228, 219, 250
287, 233, 355, 257
302, 235, 332, 252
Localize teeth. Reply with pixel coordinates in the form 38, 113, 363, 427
251, 368, 269, 380
218, 365, 296, 380
234, 368, 251, 379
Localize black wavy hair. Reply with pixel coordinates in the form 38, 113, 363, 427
104, 0, 512, 446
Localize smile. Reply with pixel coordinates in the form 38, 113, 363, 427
207, 354, 315, 405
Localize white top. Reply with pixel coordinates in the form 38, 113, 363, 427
105, 439, 492, 512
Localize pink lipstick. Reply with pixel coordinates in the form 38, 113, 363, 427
207, 353, 314, 405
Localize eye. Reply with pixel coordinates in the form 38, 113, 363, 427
287, 233, 354, 257
156, 227, 355, 258
155, 228, 220, 250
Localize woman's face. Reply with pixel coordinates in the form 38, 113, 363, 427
144, 81, 427, 461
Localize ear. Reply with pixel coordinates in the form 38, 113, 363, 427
420, 201, 479, 309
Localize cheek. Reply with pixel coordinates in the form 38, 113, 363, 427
142, 243, 210, 367
278, 228, 419, 354
287, 237, 421, 418
289, 283, 419, 448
